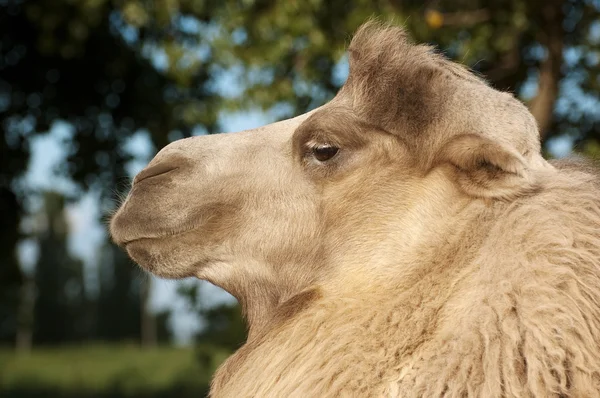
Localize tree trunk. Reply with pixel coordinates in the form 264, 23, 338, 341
528, 0, 565, 140
15, 277, 34, 355
140, 276, 157, 348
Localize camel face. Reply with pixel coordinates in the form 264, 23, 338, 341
110, 103, 417, 290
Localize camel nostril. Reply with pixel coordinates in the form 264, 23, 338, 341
134, 163, 179, 185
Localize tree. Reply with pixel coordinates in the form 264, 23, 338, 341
32, 191, 87, 344
95, 239, 172, 345
96, 242, 143, 342
177, 282, 246, 372
0, 187, 24, 345
196, 304, 246, 350
1, 1, 221, 346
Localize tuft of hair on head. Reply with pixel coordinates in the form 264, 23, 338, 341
342, 20, 462, 135
341, 20, 546, 201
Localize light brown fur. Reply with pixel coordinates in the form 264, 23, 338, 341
110, 21, 600, 397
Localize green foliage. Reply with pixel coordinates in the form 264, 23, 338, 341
583, 138, 600, 159
197, 304, 246, 350
1, 0, 220, 199
177, 281, 246, 351
206, 0, 600, 143
0, 344, 222, 397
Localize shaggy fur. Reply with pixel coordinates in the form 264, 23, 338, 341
208, 163, 600, 398
111, 21, 600, 397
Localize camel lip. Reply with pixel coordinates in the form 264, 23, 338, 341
116, 224, 199, 247
120, 237, 147, 247
119, 235, 165, 247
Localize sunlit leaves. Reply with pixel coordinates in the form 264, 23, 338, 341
121, 1, 150, 27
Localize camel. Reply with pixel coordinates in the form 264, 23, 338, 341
110, 21, 600, 397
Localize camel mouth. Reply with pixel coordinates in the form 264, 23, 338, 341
115, 235, 163, 251
120, 236, 152, 247
113, 216, 205, 248
118, 225, 197, 247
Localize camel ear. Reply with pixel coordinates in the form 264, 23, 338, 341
437, 134, 537, 200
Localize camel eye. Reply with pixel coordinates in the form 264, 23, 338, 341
312, 145, 339, 162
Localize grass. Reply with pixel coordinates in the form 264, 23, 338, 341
0, 344, 229, 397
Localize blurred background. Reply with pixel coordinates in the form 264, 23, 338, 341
0, 0, 599, 397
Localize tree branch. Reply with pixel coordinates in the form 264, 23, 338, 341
441, 9, 491, 27
423, 8, 491, 29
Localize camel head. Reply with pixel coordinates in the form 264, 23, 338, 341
110, 21, 550, 329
